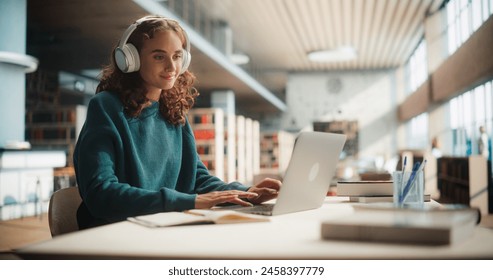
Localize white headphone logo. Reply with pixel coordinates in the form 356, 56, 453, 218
114, 16, 191, 74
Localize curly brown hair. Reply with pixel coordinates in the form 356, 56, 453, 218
96, 17, 199, 125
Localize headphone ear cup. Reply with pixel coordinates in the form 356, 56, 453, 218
115, 43, 140, 73
180, 49, 191, 75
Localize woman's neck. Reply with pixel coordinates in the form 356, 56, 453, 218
146, 89, 161, 102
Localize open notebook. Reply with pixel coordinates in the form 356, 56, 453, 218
128, 209, 269, 227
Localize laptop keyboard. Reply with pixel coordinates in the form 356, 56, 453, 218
235, 204, 274, 216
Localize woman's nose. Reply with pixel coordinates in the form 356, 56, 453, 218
164, 57, 176, 72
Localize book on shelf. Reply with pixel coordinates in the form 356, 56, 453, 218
337, 180, 393, 196
321, 206, 479, 245
193, 129, 216, 140
128, 209, 269, 227
349, 194, 431, 203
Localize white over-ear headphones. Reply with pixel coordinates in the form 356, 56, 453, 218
114, 16, 191, 74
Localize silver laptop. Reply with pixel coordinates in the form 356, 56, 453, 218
232, 131, 346, 216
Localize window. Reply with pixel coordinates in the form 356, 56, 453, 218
446, 0, 493, 55
473, 0, 483, 30
406, 40, 428, 94
406, 113, 429, 150
448, 80, 493, 158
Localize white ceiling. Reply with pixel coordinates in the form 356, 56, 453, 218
27, 0, 444, 115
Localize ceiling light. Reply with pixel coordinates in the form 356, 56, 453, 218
229, 53, 250, 65
307, 46, 357, 62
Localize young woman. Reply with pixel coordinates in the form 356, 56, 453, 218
74, 15, 281, 229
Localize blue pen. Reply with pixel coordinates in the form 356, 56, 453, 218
399, 160, 427, 204
399, 161, 420, 203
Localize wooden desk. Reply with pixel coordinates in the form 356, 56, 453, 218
16, 197, 493, 259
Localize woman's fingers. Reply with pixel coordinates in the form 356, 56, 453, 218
213, 191, 259, 207
259, 188, 279, 195
195, 191, 258, 208
228, 197, 254, 207
213, 190, 258, 200
255, 178, 282, 190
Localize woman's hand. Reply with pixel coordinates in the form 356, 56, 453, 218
195, 190, 258, 209
246, 178, 282, 205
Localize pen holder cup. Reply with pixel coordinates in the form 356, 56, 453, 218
392, 171, 424, 209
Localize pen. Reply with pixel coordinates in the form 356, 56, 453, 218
399, 159, 427, 204
399, 156, 407, 198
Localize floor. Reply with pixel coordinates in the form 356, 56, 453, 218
1, 212, 493, 260
0, 214, 51, 259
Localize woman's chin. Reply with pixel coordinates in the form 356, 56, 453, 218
161, 81, 176, 90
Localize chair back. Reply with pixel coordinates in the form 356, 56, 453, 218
48, 187, 82, 237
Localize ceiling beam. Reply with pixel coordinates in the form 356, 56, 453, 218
133, 0, 287, 112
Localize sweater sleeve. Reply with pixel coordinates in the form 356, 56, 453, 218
74, 96, 196, 223
194, 160, 249, 193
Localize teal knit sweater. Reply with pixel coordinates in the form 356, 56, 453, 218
74, 91, 247, 228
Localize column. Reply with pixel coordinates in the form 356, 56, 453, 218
0, 0, 38, 148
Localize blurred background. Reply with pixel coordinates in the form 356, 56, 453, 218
1, 0, 493, 251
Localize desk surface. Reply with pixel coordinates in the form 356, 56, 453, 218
16, 197, 493, 259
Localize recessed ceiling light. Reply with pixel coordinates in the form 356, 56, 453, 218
307, 46, 357, 62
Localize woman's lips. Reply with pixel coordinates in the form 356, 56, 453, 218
161, 75, 175, 80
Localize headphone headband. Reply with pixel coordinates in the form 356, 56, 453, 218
115, 16, 191, 74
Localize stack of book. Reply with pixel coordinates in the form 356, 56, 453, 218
336, 180, 430, 203
321, 204, 480, 245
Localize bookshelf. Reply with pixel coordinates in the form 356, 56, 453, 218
188, 108, 225, 180
25, 105, 86, 167
259, 131, 296, 176
223, 114, 237, 182
245, 118, 253, 184
26, 70, 60, 106
188, 109, 261, 185
236, 115, 246, 183
252, 121, 260, 177
232, 117, 260, 185
243, 118, 261, 185
437, 156, 491, 215
313, 120, 358, 157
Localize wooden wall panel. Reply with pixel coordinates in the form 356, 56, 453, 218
431, 16, 493, 103
398, 79, 431, 122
